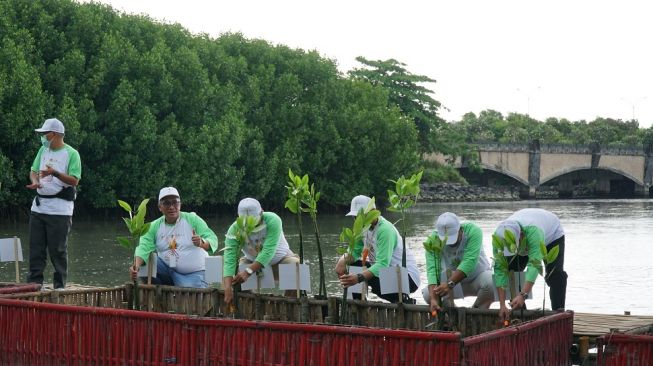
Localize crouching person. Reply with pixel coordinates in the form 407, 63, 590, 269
423, 212, 495, 312
222, 198, 300, 305
129, 187, 218, 288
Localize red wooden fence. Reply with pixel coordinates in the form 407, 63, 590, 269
463, 311, 574, 365
596, 333, 653, 366
0, 298, 462, 365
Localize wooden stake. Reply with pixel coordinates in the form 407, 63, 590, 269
147, 252, 154, 285
295, 262, 300, 298
396, 266, 403, 303
13, 236, 19, 283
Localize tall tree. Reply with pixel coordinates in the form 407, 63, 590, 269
349, 57, 445, 154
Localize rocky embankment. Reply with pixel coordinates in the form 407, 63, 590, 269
420, 183, 520, 202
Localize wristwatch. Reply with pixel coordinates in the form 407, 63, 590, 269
520, 291, 528, 299
357, 273, 366, 283
245, 267, 254, 275
447, 280, 456, 289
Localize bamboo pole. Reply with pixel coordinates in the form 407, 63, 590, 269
13, 236, 20, 283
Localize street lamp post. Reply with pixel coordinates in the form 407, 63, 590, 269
620, 96, 647, 121
517, 86, 541, 116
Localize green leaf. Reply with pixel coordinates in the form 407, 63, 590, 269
117, 236, 132, 249
118, 200, 132, 213
546, 245, 560, 264
492, 234, 505, 252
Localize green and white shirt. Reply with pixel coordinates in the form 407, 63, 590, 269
425, 222, 491, 285
135, 212, 218, 274
223, 212, 293, 277
30, 144, 81, 216
352, 216, 421, 287
493, 208, 564, 288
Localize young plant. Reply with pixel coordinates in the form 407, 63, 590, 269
423, 233, 447, 329
337, 198, 380, 323
387, 170, 423, 267
285, 169, 309, 263
302, 181, 327, 299
539, 242, 560, 313
228, 214, 264, 314
117, 198, 151, 310
492, 231, 543, 319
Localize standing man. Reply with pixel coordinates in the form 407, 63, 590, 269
423, 212, 495, 311
129, 187, 218, 288
222, 198, 300, 304
336, 195, 421, 303
26, 118, 81, 289
492, 208, 567, 321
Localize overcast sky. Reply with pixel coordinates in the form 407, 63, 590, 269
83, 0, 653, 128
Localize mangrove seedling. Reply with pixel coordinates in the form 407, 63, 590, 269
302, 180, 327, 299
539, 242, 560, 313
423, 233, 449, 329
117, 198, 151, 310
337, 198, 380, 323
285, 169, 309, 263
387, 170, 423, 268
229, 214, 264, 313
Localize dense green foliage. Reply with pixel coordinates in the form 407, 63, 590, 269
0, 0, 419, 210
452, 110, 653, 147
349, 57, 446, 154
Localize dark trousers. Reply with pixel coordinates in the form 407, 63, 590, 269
506, 236, 568, 310
349, 260, 418, 303
28, 212, 72, 289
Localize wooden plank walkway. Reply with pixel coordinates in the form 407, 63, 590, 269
574, 312, 653, 338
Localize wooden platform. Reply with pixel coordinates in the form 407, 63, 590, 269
574, 312, 653, 338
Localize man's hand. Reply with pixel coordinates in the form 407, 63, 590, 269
433, 283, 451, 298
338, 273, 359, 288
510, 294, 526, 310
40, 165, 56, 178
429, 296, 442, 314
129, 264, 139, 281
499, 304, 511, 322
335, 255, 348, 277
232, 270, 250, 285
26, 182, 41, 189
224, 286, 233, 305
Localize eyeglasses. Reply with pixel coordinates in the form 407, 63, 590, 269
160, 199, 180, 208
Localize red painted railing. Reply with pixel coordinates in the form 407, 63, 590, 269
463, 311, 574, 366
0, 298, 462, 365
597, 333, 653, 366
0, 283, 41, 294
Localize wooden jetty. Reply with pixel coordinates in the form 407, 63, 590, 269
574, 312, 653, 339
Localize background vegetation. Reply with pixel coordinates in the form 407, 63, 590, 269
1, 0, 651, 215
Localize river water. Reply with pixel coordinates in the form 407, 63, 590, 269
1, 199, 651, 315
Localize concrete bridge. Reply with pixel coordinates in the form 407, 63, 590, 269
427, 141, 653, 198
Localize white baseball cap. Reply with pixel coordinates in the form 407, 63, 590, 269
494, 220, 522, 255
35, 118, 65, 134
158, 187, 180, 201
238, 198, 263, 218
346, 195, 375, 216
436, 212, 461, 245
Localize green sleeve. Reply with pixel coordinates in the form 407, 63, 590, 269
65, 145, 82, 179
424, 232, 441, 285
184, 212, 218, 254
523, 225, 544, 283
31, 147, 45, 172
368, 219, 396, 277
134, 217, 163, 263
254, 212, 282, 267
457, 223, 483, 276
223, 221, 240, 277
